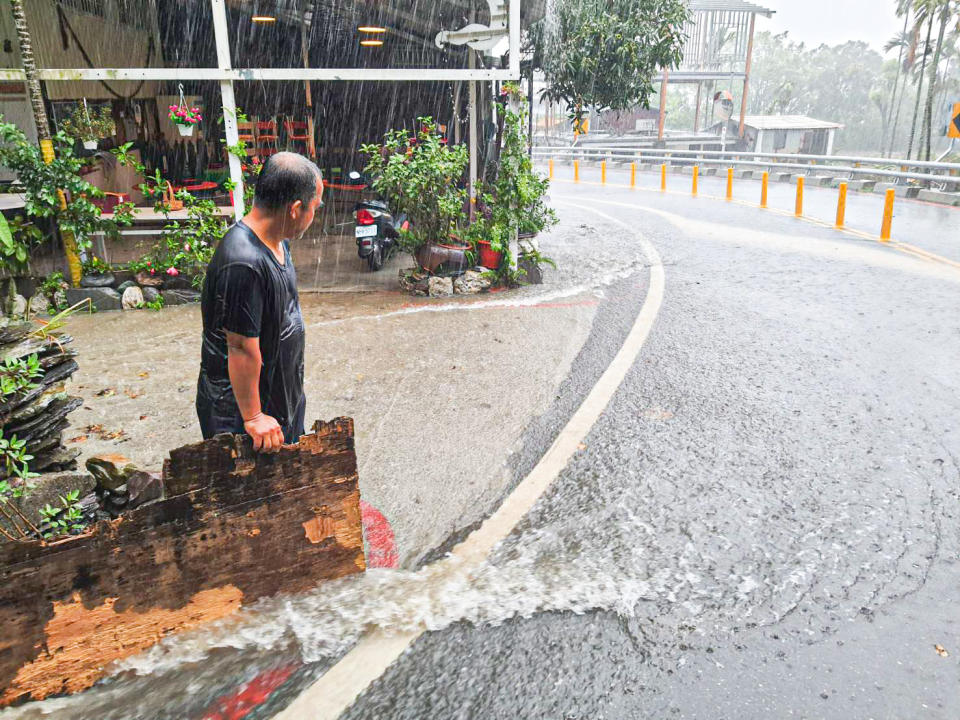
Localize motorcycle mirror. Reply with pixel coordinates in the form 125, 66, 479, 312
348, 171, 361, 180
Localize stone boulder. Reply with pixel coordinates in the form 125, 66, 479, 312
79, 273, 115, 288
121, 285, 145, 310
135, 271, 163, 288
8, 294, 26, 318
86, 453, 143, 492
66, 287, 123, 312
116, 280, 138, 294
161, 289, 201, 306
27, 294, 49, 317
453, 270, 492, 294
141, 286, 161, 304
428, 276, 454, 297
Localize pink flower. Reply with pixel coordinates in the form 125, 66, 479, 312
184, 243, 190, 252
166, 267, 179, 276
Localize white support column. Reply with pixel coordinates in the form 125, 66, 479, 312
469, 51, 478, 222
509, 0, 520, 77
826, 129, 836, 157
211, 0, 244, 219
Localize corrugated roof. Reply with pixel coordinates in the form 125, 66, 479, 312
688, 1, 775, 17
743, 115, 844, 130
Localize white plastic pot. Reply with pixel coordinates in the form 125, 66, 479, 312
177, 124, 195, 137
82, 139, 97, 150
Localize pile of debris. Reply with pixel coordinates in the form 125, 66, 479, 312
0, 320, 82, 478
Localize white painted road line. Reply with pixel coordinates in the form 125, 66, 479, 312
277, 203, 665, 720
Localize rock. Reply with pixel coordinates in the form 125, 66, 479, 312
86, 453, 141, 493
135, 271, 163, 288
8, 472, 96, 531
127, 471, 164, 509
111, 269, 135, 287
162, 274, 194, 290
27, 294, 49, 317
161, 289, 201, 305
141, 286, 161, 304
518, 256, 544, 285
80, 273, 115, 288
53, 289, 67, 310
65, 287, 123, 312
453, 269, 492, 294
427, 276, 453, 297
121, 285, 145, 310
116, 280, 138, 294
398, 269, 429, 296
9, 294, 27, 318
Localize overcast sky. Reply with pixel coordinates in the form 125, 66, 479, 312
755, 0, 904, 55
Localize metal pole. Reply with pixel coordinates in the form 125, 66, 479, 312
739, 14, 756, 138
212, 0, 244, 219
300, 0, 317, 160
469, 51, 478, 221
693, 82, 702, 133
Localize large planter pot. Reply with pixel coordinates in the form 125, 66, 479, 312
477, 240, 503, 270
176, 124, 195, 137
415, 242, 469, 276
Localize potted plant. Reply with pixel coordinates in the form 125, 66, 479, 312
168, 104, 202, 137
360, 118, 469, 274
60, 103, 115, 150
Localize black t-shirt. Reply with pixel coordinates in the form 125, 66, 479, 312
198, 220, 305, 429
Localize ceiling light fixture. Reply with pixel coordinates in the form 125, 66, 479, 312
252, 15, 276, 23
360, 39, 384, 46
358, 26, 387, 33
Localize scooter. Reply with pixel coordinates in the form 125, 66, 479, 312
351, 171, 405, 271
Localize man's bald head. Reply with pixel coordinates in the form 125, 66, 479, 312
253, 152, 322, 213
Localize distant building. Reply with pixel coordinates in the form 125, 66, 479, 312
708, 115, 844, 155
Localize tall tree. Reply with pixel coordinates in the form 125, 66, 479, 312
922, 0, 957, 159
906, 0, 936, 159
883, 2, 913, 156
531, 0, 689, 131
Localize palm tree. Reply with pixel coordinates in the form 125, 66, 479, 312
922, 0, 958, 159
906, 0, 937, 159
883, 0, 914, 156
9, 0, 50, 143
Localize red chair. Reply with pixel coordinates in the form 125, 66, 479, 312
284, 117, 313, 156
255, 119, 279, 157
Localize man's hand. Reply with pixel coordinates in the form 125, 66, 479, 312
244, 412, 285, 453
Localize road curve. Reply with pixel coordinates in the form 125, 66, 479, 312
334, 180, 960, 719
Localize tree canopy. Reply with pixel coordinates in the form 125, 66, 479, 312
531, 0, 688, 128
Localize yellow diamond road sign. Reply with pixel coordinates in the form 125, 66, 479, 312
950, 102, 960, 139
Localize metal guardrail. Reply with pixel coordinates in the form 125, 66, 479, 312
532, 146, 960, 189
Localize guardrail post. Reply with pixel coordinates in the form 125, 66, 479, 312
574, 160, 580, 183
835, 182, 847, 228
761, 171, 769, 208
692, 165, 699, 196
601, 160, 607, 185
661, 163, 667, 191
795, 176, 804, 217
880, 188, 895, 241
549, 158, 554, 180
726, 168, 734, 200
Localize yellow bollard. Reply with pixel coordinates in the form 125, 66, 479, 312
574, 160, 580, 183
549, 158, 554, 180
601, 160, 607, 185
761, 171, 769, 208
692, 165, 699, 196
835, 182, 848, 228
880, 188, 895, 241
630, 162, 636, 189
726, 168, 734, 200
660, 164, 667, 191
795, 176, 805, 217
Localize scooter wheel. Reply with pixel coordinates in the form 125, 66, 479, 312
368, 241, 384, 271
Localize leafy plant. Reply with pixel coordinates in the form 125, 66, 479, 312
0, 354, 42, 399
141, 294, 164, 311
0, 431, 35, 481
39, 271, 68, 312
39, 489, 86, 539
0, 120, 136, 260
81, 255, 112, 276
361, 118, 469, 263
59, 103, 115, 144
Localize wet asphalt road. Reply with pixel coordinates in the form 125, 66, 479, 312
337, 185, 960, 718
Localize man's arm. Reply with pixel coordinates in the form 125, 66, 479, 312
225, 331, 285, 452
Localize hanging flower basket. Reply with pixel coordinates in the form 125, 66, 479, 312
82, 139, 98, 150
168, 85, 202, 138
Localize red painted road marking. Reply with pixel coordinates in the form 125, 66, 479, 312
200, 664, 297, 720
361, 500, 399, 569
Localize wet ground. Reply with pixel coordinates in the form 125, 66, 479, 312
4, 180, 959, 719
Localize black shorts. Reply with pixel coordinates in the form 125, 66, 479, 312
196, 374, 305, 445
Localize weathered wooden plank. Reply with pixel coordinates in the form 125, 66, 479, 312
0, 417, 364, 706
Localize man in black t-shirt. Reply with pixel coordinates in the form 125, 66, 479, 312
196, 152, 323, 452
